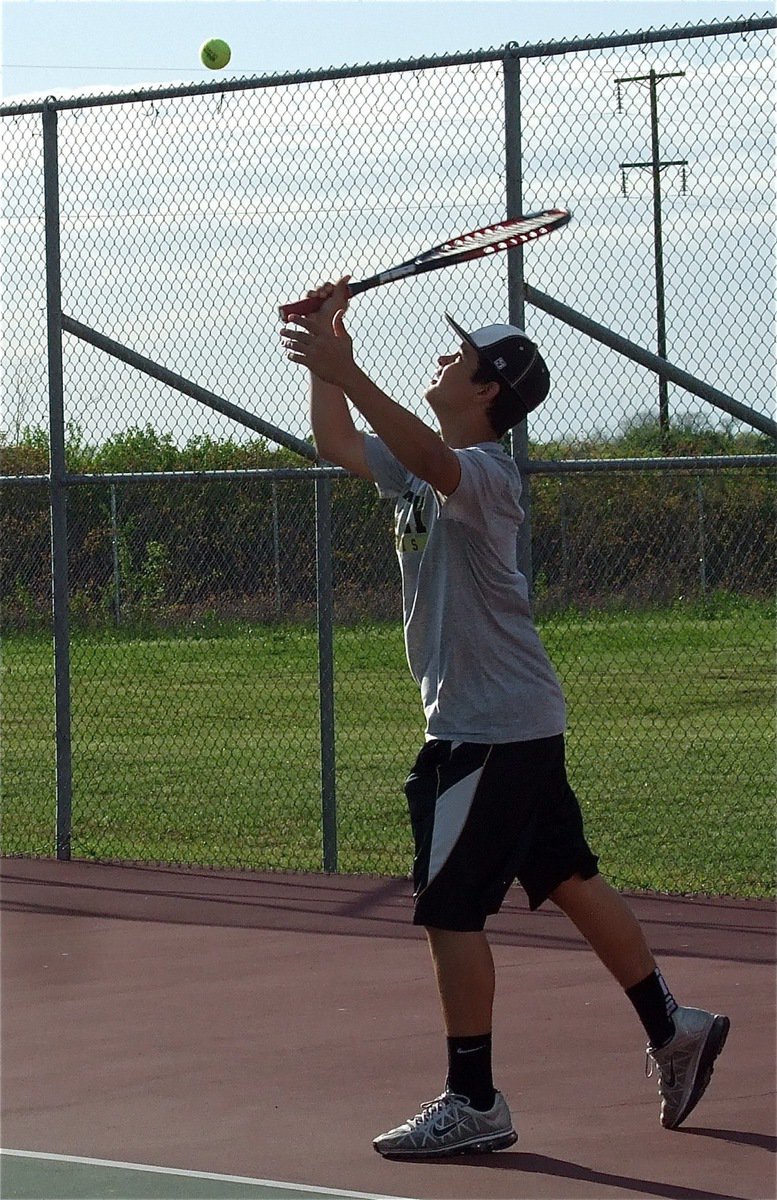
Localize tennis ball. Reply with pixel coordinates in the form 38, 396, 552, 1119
200, 39, 232, 71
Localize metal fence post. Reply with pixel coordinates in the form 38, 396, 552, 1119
503, 47, 534, 599
42, 98, 73, 860
315, 474, 338, 871
271, 480, 282, 617
110, 483, 122, 625
696, 473, 709, 603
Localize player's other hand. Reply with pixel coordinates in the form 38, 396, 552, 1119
300, 276, 351, 332
280, 276, 354, 385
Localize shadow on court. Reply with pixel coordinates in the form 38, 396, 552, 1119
1, 858, 774, 1200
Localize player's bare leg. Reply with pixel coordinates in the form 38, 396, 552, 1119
425, 928, 495, 1034
550, 872, 729, 1129
549, 872, 655, 988
373, 927, 517, 1157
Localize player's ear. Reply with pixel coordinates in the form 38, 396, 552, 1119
474, 379, 500, 406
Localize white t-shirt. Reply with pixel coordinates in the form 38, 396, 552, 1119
364, 435, 567, 744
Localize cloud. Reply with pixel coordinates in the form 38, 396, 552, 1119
2, 33, 774, 447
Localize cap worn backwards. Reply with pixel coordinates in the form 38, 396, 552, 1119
445, 313, 550, 414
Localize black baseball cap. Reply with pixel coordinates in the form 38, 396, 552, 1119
445, 313, 550, 415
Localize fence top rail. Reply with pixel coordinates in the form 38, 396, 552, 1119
1, 13, 773, 117
2, 456, 775, 488
0, 467, 350, 487
526, 455, 777, 474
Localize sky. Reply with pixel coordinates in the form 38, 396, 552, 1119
1, 0, 768, 103
1, 1, 773, 449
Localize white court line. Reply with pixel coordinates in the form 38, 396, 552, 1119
0, 1149, 419, 1200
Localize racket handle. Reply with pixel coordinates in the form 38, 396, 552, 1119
278, 283, 358, 322
278, 295, 324, 321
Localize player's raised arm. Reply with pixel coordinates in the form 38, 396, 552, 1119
282, 281, 461, 495
309, 374, 373, 479
281, 279, 373, 480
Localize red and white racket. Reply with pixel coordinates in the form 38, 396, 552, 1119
278, 208, 571, 321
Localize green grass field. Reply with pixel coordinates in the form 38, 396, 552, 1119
2, 600, 774, 897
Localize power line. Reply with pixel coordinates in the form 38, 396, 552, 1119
3, 63, 218, 72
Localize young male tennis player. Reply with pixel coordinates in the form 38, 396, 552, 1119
281, 278, 730, 1159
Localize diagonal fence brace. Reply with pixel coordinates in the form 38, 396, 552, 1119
61, 315, 318, 462
523, 284, 777, 441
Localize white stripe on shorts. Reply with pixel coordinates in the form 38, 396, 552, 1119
426, 765, 485, 887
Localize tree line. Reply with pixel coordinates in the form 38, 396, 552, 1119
1, 421, 774, 629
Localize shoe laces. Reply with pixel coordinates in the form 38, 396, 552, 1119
645, 1043, 679, 1094
645, 1042, 670, 1083
408, 1092, 467, 1130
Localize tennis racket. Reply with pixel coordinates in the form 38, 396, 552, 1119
278, 208, 571, 321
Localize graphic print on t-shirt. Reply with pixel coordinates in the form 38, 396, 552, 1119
396, 486, 432, 554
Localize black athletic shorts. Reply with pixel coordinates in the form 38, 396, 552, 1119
404, 734, 599, 931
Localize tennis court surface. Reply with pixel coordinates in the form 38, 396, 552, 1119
0, 1149, 415, 1200
1, 858, 774, 1200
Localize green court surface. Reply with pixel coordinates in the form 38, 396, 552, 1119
0, 1152, 417, 1200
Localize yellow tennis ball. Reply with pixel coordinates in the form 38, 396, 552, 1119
200, 39, 231, 70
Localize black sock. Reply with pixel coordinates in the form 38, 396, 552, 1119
445, 1033, 495, 1111
626, 968, 678, 1048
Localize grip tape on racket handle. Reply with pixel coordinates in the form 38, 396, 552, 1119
278, 295, 323, 321
279, 286, 357, 322
279, 283, 360, 322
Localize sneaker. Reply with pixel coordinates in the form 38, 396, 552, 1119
373, 1090, 518, 1158
646, 1005, 730, 1129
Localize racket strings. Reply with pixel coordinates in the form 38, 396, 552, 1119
429, 214, 566, 259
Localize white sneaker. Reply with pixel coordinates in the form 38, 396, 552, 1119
373, 1090, 518, 1158
646, 1005, 730, 1129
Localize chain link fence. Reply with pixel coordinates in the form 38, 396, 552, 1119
1, 15, 775, 896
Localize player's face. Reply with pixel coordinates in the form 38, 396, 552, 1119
425, 341, 481, 413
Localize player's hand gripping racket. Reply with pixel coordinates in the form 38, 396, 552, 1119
278, 208, 571, 321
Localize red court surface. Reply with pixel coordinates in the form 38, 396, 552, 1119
1, 857, 775, 1200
